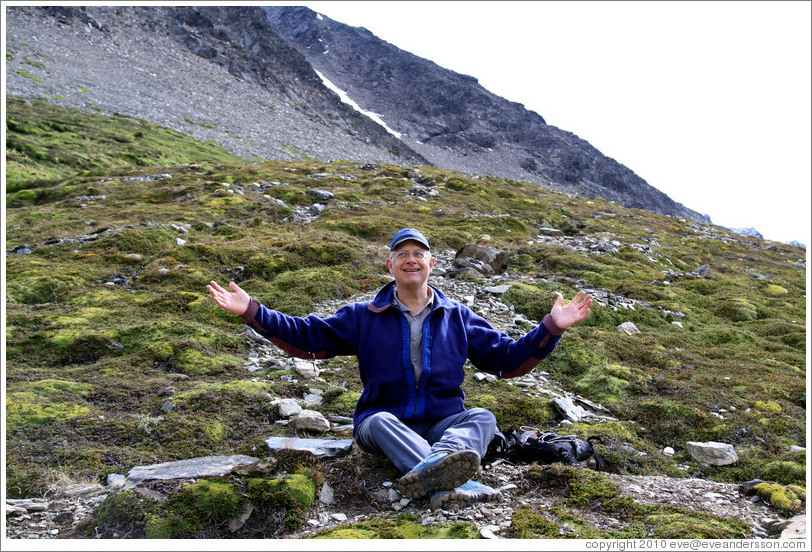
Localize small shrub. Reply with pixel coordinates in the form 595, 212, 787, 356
716, 297, 758, 322
77, 490, 149, 535
512, 505, 560, 538
6, 272, 82, 304
763, 284, 788, 297
246, 473, 317, 530
759, 461, 806, 486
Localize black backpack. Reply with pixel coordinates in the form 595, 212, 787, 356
485, 426, 605, 470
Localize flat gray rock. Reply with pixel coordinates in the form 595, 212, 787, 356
483, 285, 511, 295
6, 498, 48, 512
779, 514, 807, 540
5, 504, 28, 517
265, 436, 353, 457
617, 321, 641, 335
125, 454, 259, 485
278, 398, 302, 417
289, 409, 331, 432
552, 395, 586, 423
293, 358, 320, 378
58, 483, 107, 498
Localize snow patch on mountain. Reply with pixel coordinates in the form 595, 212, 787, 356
315, 70, 402, 139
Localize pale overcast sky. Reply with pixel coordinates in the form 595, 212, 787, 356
298, 1, 811, 245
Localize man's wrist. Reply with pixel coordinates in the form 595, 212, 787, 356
239, 298, 258, 321
542, 314, 567, 336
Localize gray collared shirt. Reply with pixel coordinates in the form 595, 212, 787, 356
393, 288, 434, 382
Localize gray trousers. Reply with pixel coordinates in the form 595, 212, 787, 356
354, 408, 497, 474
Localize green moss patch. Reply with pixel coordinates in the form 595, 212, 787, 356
6, 379, 93, 429
6, 269, 85, 304
173, 380, 276, 403
321, 389, 362, 414
174, 348, 244, 376
643, 509, 752, 539
313, 516, 479, 539
512, 506, 563, 538
79, 474, 320, 539
463, 377, 556, 429
502, 282, 560, 321
630, 399, 727, 446
78, 479, 247, 539
572, 362, 650, 409
753, 482, 805, 516
759, 460, 807, 487
763, 284, 789, 297
716, 297, 759, 322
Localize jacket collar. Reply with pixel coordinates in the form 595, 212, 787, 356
368, 280, 454, 313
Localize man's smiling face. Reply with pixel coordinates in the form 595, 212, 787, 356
387, 240, 434, 287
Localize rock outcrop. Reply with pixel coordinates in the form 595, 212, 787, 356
5, 6, 426, 166
264, 6, 707, 223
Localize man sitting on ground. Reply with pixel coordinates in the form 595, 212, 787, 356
207, 228, 592, 508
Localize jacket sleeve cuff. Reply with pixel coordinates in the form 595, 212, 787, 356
240, 298, 260, 323
542, 314, 566, 336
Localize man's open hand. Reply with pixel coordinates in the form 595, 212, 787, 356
550, 290, 592, 330
206, 280, 250, 316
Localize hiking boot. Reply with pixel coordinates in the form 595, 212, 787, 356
429, 480, 503, 510
397, 449, 480, 499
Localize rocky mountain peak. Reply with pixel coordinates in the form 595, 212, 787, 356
265, 6, 707, 223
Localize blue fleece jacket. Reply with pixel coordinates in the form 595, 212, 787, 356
240, 280, 566, 435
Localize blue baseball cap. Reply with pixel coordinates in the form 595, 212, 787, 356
390, 228, 430, 251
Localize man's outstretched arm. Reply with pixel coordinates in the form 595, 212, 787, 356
206, 279, 360, 359
468, 290, 592, 379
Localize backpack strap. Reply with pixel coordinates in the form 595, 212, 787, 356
587, 436, 606, 470
483, 429, 510, 463
539, 433, 577, 443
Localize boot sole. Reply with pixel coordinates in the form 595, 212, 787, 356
397, 450, 480, 499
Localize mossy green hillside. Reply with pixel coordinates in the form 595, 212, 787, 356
6, 96, 244, 190
5, 100, 805, 519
